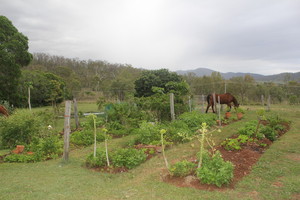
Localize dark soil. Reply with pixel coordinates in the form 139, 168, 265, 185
162, 122, 290, 191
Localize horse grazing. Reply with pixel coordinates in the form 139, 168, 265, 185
0, 105, 9, 117
205, 93, 239, 113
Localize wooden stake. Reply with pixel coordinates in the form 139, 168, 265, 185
73, 98, 79, 129
63, 101, 72, 162
170, 93, 175, 121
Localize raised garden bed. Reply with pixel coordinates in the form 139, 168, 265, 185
162, 121, 290, 191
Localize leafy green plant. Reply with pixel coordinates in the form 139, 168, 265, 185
70, 129, 105, 146
238, 120, 260, 138
165, 120, 194, 143
196, 151, 234, 187
134, 121, 161, 145
169, 160, 196, 177
86, 149, 107, 168
111, 148, 147, 169
4, 153, 36, 163
260, 126, 277, 141
221, 135, 252, 151
178, 111, 216, 131
0, 110, 47, 148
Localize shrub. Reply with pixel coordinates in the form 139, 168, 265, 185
86, 149, 108, 168
178, 111, 216, 131
165, 120, 194, 143
260, 126, 277, 141
111, 148, 147, 169
238, 120, 259, 137
0, 110, 46, 148
169, 160, 196, 177
70, 129, 105, 147
134, 121, 161, 145
196, 151, 234, 187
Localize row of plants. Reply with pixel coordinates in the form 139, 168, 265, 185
221, 110, 289, 151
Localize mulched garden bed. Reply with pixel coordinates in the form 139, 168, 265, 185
162, 122, 290, 191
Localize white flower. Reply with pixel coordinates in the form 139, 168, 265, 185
48, 125, 52, 130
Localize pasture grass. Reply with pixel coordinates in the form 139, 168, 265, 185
0, 103, 299, 199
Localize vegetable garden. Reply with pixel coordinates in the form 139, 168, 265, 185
0, 102, 299, 200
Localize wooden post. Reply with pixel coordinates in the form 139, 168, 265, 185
218, 96, 221, 127
188, 96, 192, 112
213, 93, 217, 113
73, 98, 79, 129
267, 95, 271, 111
201, 94, 205, 113
170, 93, 175, 121
28, 87, 31, 111
261, 95, 264, 107
63, 101, 72, 162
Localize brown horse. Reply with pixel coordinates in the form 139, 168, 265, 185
205, 93, 239, 113
0, 105, 9, 117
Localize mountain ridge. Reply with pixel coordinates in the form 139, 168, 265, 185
176, 68, 300, 82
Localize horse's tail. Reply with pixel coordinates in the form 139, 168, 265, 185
0, 105, 9, 117
206, 94, 212, 104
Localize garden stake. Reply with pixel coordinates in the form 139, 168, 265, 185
160, 129, 170, 173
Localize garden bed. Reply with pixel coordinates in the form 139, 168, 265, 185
162, 121, 290, 191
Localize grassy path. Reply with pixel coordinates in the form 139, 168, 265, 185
0, 105, 299, 199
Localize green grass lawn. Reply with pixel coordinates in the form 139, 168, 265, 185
1, 104, 299, 200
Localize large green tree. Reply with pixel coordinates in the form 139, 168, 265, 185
0, 16, 32, 105
134, 69, 182, 97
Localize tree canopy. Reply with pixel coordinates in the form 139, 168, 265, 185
0, 16, 32, 105
134, 69, 183, 97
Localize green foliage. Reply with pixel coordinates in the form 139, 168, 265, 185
70, 129, 105, 147
289, 95, 298, 105
178, 111, 217, 131
0, 110, 46, 148
111, 148, 147, 169
238, 120, 259, 137
134, 69, 182, 97
165, 120, 194, 143
4, 153, 36, 163
18, 70, 67, 107
0, 16, 32, 105
169, 160, 196, 177
196, 151, 234, 187
221, 135, 252, 151
86, 149, 107, 168
134, 121, 161, 145
260, 126, 277, 141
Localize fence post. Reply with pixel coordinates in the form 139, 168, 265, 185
201, 94, 205, 113
218, 96, 221, 127
73, 98, 79, 129
261, 95, 264, 107
63, 100, 72, 162
267, 95, 271, 111
170, 93, 175, 121
213, 93, 217, 113
188, 96, 192, 112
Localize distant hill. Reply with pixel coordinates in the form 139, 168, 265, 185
176, 68, 300, 82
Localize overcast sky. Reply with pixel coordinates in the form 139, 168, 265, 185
1, 0, 300, 75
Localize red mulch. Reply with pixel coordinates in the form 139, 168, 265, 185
162, 122, 290, 191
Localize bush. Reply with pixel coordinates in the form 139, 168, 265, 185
86, 149, 108, 168
0, 110, 46, 148
196, 151, 234, 187
260, 126, 277, 141
165, 120, 194, 143
178, 111, 217, 131
238, 120, 259, 137
169, 160, 196, 177
221, 135, 252, 151
111, 148, 147, 169
134, 121, 161, 145
70, 129, 105, 147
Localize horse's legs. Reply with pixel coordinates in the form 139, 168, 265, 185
212, 102, 215, 113
205, 104, 210, 113
227, 103, 232, 111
